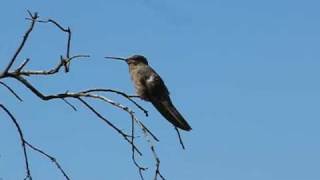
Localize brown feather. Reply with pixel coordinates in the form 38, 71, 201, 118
151, 99, 192, 131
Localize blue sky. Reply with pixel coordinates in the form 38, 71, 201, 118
1, 0, 320, 180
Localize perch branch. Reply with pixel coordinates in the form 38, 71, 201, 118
0, 10, 170, 180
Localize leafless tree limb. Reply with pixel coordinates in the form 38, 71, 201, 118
0, 104, 32, 179
25, 17, 74, 72
131, 112, 148, 180
0, 104, 70, 180
0, 81, 23, 101
16, 58, 30, 73
82, 89, 149, 117
81, 89, 149, 117
141, 124, 166, 180
16, 55, 89, 76
62, 98, 78, 111
0, 11, 170, 180
2, 12, 38, 74
24, 141, 70, 180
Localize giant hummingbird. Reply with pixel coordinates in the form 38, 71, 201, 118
105, 55, 192, 131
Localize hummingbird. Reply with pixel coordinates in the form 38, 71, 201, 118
105, 55, 192, 131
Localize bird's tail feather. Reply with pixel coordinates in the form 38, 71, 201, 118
151, 100, 191, 131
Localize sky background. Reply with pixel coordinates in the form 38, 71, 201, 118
1, 0, 320, 180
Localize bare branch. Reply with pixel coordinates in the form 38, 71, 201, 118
77, 97, 143, 155
24, 142, 71, 180
174, 127, 185, 150
0, 104, 70, 180
3, 12, 38, 73
141, 126, 166, 180
83, 92, 158, 143
82, 89, 149, 116
0, 104, 32, 180
0, 81, 23, 101
4, 75, 143, 155
0, 11, 179, 180
34, 18, 72, 72
16, 55, 89, 76
139, 122, 159, 142
62, 98, 78, 111
131, 113, 147, 180
16, 58, 30, 73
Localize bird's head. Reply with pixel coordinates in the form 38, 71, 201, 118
105, 54, 148, 66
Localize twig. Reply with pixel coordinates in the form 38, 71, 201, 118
85, 92, 158, 143
140, 127, 166, 180
82, 89, 149, 117
131, 113, 147, 180
62, 98, 77, 111
24, 142, 71, 180
0, 104, 32, 179
16, 58, 30, 73
0, 81, 23, 101
35, 18, 72, 72
174, 127, 185, 150
139, 122, 159, 142
3, 12, 38, 73
0, 10, 176, 180
16, 55, 89, 76
77, 97, 143, 155
0, 104, 70, 180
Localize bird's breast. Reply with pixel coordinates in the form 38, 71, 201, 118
129, 66, 150, 100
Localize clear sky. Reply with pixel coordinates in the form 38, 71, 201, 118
1, 0, 320, 180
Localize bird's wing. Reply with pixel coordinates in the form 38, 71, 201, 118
143, 69, 170, 101
143, 69, 192, 131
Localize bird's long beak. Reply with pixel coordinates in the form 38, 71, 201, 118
104, 56, 128, 62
